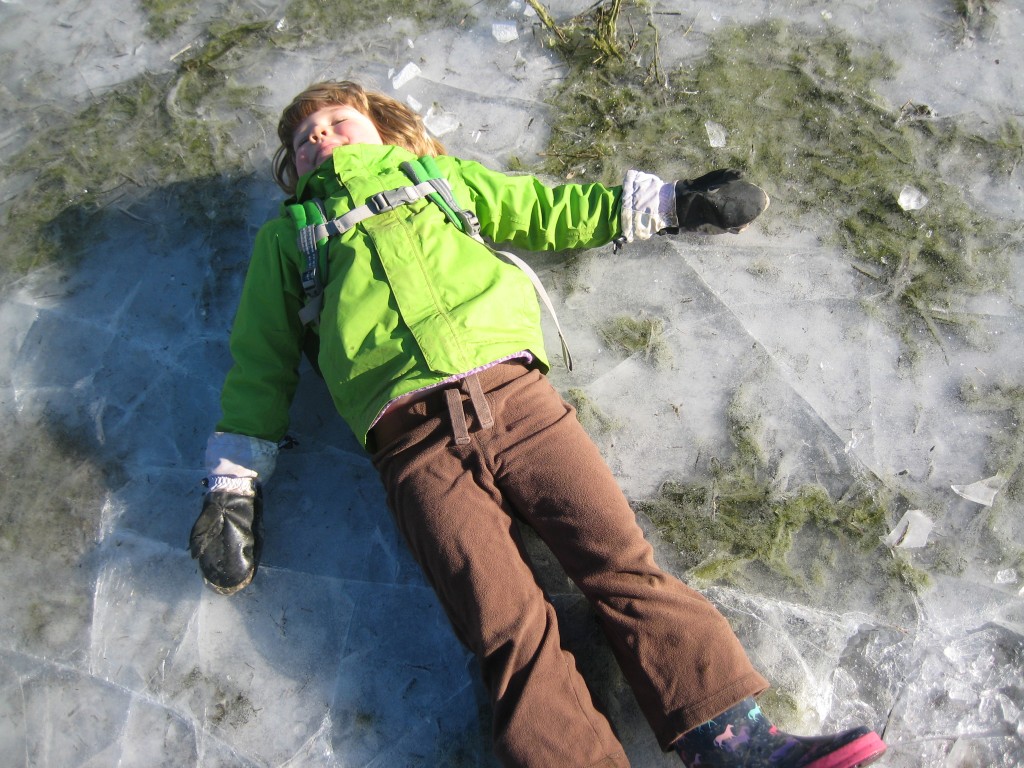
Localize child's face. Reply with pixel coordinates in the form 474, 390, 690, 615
292, 104, 383, 177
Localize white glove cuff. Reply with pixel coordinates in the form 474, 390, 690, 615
206, 475, 258, 495
621, 170, 675, 242
205, 432, 279, 483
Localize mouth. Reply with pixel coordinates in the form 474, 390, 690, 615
314, 143, 337, 165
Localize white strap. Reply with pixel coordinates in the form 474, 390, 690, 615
485, 240, 573, 372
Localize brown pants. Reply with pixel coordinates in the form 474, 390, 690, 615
371, 362, 767, 767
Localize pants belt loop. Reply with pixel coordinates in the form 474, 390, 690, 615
445, 388, 471, 446
464, 373, 495, 430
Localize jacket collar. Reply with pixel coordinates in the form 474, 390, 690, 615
291, 144, 417, 202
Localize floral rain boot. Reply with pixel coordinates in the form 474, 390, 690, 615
673, 697, 886, 768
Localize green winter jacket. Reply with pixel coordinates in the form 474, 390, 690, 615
217, 144, 624, 448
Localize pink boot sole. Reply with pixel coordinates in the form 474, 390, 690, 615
804, 731, 887, 768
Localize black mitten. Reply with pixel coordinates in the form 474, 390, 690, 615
666, 169, 769, 235
189, 480, 263, 595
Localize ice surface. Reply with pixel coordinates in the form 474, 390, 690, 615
703, 121, 728, 149
882, 510, 934, 550
391, 62, 421, 90
951, 474, 1007, 507
1, 0, 1023, 766
424, 105, 462, 138
491, 21, 520, 43
897, 185, 929, 211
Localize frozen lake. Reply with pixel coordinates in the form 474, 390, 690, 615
1, 1, 1022, 766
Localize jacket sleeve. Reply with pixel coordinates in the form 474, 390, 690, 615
438, 157, 625, 252
215, 219, 307, 446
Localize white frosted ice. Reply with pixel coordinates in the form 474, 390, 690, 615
424, 104, 461, 137
391, 61, 421, 90
994, 568, 1018, 585
951, 474, 1007, 506
882, 509, 934, 549
704, 120, 728, 148
492, 21, 519, 43
898, 184, 929, 210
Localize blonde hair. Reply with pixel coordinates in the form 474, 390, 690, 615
272, 80, 446, 194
